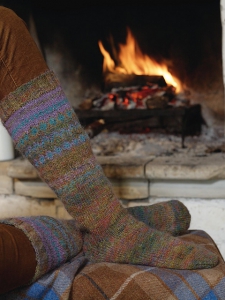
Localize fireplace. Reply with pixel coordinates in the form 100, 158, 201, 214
3, 0, 223, 131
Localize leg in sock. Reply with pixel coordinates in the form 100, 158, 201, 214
127, 200, 191, 236
0, 7, 218, 269
0, 216, 83, 294
1, 217, 83, 284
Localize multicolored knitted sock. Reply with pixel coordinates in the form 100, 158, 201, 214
0, 71, 218, 269
127, 200, 191, 236
0, 216, 83, 282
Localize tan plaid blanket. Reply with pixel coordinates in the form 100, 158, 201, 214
71, 230, 225, 300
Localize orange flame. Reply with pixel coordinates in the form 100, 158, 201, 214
99, 28, 181, 92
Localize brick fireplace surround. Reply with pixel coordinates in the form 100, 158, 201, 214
0, 0, 225, 258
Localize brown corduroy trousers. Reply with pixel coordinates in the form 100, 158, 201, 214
0, 6, 49, 294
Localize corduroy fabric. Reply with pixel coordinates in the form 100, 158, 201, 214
0, 6, 48, 100
0, 224, 36, 294
0, 71, 219, 270
0, 217, 83, 282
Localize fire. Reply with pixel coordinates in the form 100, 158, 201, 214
98, 28, 181, 92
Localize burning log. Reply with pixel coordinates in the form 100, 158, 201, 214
104, 73, 167, 91
146, 94, 169, 109
98, 28, 181, 91
79, 80, 175, 111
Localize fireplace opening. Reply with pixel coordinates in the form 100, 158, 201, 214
2, 0, 225, 152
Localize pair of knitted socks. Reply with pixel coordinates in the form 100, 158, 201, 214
0, 71, 218, 269
0, 199, 190, 288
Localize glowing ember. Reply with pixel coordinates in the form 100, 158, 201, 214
90, 84, 177, 111
99, 28, 181, 92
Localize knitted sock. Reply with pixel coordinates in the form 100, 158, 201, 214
0, 216, 83, 282
0, 71, 218, 269
127, 200, 191, 236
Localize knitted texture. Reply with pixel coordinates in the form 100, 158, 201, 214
0, 217, 83, 282
128, 200, 191, 236
0, 71, 218, 269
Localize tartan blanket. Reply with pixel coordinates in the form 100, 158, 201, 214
2, 230, 225, 300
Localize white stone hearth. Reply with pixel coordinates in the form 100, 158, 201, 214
1, 152, 225, 200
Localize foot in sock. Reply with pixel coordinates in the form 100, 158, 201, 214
83, 208, 217, 269
0, 71, 218, 269
127, 200, 191, 236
